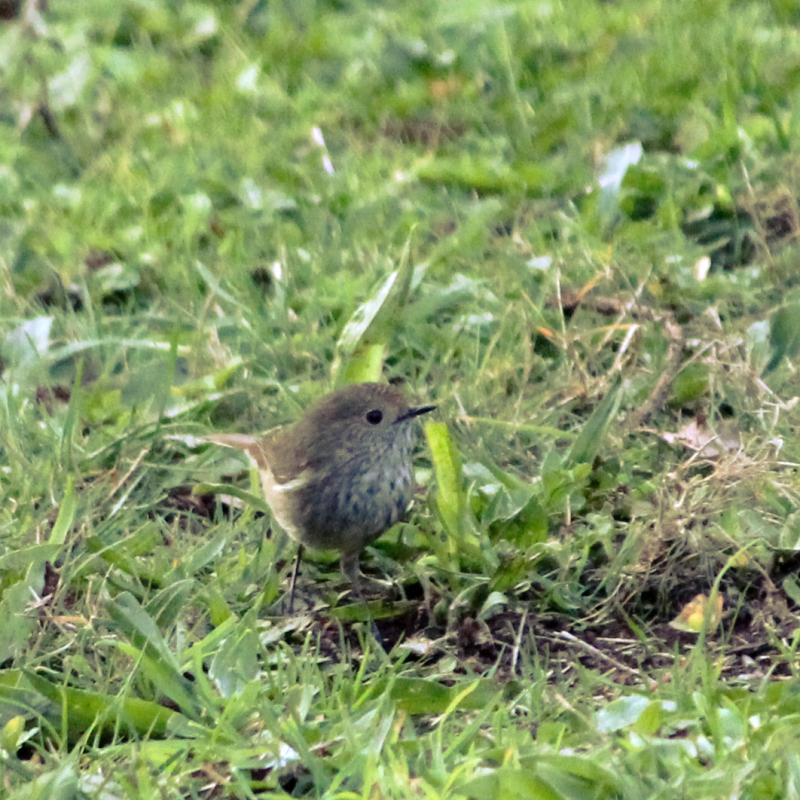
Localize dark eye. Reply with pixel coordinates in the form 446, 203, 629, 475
365, 409, 383, 425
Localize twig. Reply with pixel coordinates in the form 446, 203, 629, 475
549, 629, 653, 686
509, 607, 528, 675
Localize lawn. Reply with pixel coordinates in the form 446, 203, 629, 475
3, 0, 800, 797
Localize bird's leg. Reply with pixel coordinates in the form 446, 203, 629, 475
287, 544, 304, 613
340, 549, 392, 596
340, 549, 366, 600
340, 549, 384, 648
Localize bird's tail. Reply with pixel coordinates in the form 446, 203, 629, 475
203, 433, 269, 468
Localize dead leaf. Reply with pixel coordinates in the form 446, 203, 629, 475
669, 593, 723, 633
660, 418, 740, 457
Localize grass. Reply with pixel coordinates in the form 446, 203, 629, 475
3, 0, 800, 796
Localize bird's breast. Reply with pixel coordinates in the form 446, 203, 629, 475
295, 450, 415, 551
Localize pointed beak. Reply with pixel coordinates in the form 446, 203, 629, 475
394, 404, 437, 424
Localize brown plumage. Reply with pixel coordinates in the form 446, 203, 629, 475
206, 382, 435, 608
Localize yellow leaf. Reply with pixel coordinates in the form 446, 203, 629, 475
669, 593, 723, 634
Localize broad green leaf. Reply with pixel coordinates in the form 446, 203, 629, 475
114, 642, 201, 718
106, 592, 182, 672
0, 670, 50, 723
174, 530, 233, 577
668, 363, 709, 407
327, 599, 420, 623
783, 575, 800, 606
145, 579, 197, 630
82, 535, 163, 584
208, 627, 260, 698
0, 578, 43, 664
458, 768, 562, 800
387, 677, 498, 715
595, 694, 650, 733
332, 233, 415, 385
424, 420, 464, 558
489, 553, 539, 593
106, 593, 200, 716
205, 587, 234, 627
7, 761, 77, 800
170, 357, 245, 398
632, 700, 664, 736
766, 302, 800, 373
418, 158, 549, 196
526, 753, 619, 789
0, 714, 25, 752
0, 544, 61, 574
341, 342, 384, 384
23, 671, 194, 739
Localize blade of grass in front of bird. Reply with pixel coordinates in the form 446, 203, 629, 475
341, 343, 385, 384
424, 421, 465, 568
333, 230, 416, 385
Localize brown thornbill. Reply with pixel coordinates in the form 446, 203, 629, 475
206, 382, 436, 610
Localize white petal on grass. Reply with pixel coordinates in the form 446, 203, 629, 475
184, 191, 212, 215
239, 177, 264, 210
747, 319, 770, 345
661, 418, 740, 458
4, 316, 53, 365
52, 183, 82, 208
526, 254, 553, 271
454, 312, 495, 332
398, 636, 438, 656
164, 434, 208, 448
269, 260, 284, 282
79, 772, 123, 800
310, 126, 326, 149
192, 11, 218, 39
310, 127, 335, 174
254, 741, 300, 771
236, 64, 260, 94
49, 52, 92, 110
693, 255, 711, 281
598, 141, 643, 195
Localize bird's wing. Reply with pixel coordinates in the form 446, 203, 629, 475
258, 427, 312, 484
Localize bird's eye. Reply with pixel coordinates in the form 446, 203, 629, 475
365, 409, 383, 425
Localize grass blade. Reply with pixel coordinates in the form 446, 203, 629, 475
564, 377, 624, 467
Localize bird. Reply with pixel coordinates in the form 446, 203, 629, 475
205, 382, 436, 610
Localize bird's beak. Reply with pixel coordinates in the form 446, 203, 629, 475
394, 405, 437, 423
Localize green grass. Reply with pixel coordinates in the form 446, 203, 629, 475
3, 0, 800, 796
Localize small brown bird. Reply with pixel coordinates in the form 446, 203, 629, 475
206, 382, 436, 609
